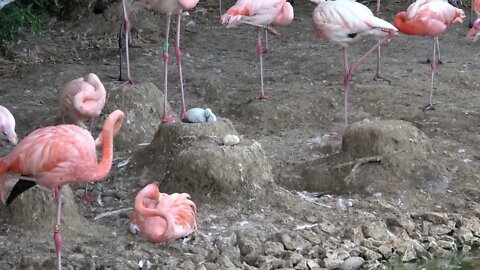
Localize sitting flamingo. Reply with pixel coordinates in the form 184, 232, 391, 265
129, 183, 197, 243
0, 105, 18, 145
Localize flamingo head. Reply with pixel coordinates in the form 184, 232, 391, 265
467, 19, 480, 41
1, 127, 17, 145
204, 108, 217, 123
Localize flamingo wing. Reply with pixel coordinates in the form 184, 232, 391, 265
157, 192, 197, 238
222, 0, 287, 27
312, 1, 397, 47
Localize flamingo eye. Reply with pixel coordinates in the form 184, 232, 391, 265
129, 223, 140, 235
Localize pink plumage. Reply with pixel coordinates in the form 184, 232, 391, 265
130, 183, 197, 243
311, 0, 397, 127
394, 0, 465, 110
58, 73, 106, 128
0, 110, 124, 270
221, 0, 294, 100
0, 105, 17, 145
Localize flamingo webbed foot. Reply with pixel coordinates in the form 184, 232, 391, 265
259, 94, 273, 101
162, 115, 177, 123
118, 78, 134, 85
422, 104, 435, 112
373, 73, 391, 84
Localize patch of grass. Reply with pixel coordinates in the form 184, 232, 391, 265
0, 0, 63, 48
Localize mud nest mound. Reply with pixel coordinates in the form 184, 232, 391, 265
99, 82, 166, 152
0, 184, 90, 237
127, 119, 275, 201
300, 119, 450, 195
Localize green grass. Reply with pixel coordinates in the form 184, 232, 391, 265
0, 0, 63, 48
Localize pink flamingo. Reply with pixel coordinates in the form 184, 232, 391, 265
0, 110, 124, 270
394, 0, 465, 111
221, 0, 294, 100
58, 73, 107, 130
0, 105, 18, 145
135, 0, 200, 122
119, 0, 134, 84
312, 0, 397, 127
129, 183, 197, 243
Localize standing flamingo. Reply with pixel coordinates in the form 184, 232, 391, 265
58, 73, 107, 130
394, 0, 465, 111
135, 0, 200, 123
312, 0, 397, 127
119, 0, 134, 84
470, 0, 480, 26
221, 0, 294, 100
0, 105, 18, 145
0, 110, 124, 270
129, 183, 197, 243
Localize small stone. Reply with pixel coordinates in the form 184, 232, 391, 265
362, 222, 388, 241
216, 255, 237, 269
223, 134, 240, 146
429, 224, 453, 236
361, 247, 382, 261
339, 257, 364, 270
411, 212, 448, 225
377, 245, 392, 259
437, 240, 456, 250
264, 241, 285, 256
343, 227, 364, 246
283, 251, 305, 266
295, 259, 308, 270
386, 216, 416, 234
306, 259, 320, 269
274, 233, 295, 251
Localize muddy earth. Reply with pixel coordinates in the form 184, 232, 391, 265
1, 1, 480, 269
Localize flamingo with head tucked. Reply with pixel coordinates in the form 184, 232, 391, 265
129, 183, 197, 243
0, 110, 124, 270
58, 73, 107, 130
394, 0, 465, 111
0, 105, 18, 145
221, 0, 294, 100
312, 0, 397, 128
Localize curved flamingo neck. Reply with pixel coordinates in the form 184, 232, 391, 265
88, 110, 124, 181
135, 184, 176, 240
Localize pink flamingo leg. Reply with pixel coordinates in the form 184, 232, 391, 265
257, 28, 272, 100
176, 14, 188, 119
264, 30, 270, 53
119, 0, 134, 85
53, 186, 63, 270
423, 37, 437, 111
162, 14, 176, 123
219, 0, 222, 21
342, 29, 397, 127
373, 0, 391, 83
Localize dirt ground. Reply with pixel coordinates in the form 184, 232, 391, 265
1, 0, 480, 269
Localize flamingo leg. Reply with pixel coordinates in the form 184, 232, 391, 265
423, 37, 437, 111
373, 0, 390, 83
53, 186, 63, 270
162, 14, 176, 123
470, 0, 475, 27
118, 25, 124, 81
219, 0, 222, 21
264, 30, 270, 54
257, 28, 272, 100
424, 38, 442, 65
176, 14, 187, 119
342, 29, 397, 127
120, 0, 134, 85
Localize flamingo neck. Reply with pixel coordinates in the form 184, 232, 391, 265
89, 110, 124, 181
135, 185, 176, 240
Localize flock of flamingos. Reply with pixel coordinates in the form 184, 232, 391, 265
0, 0, 479, 269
